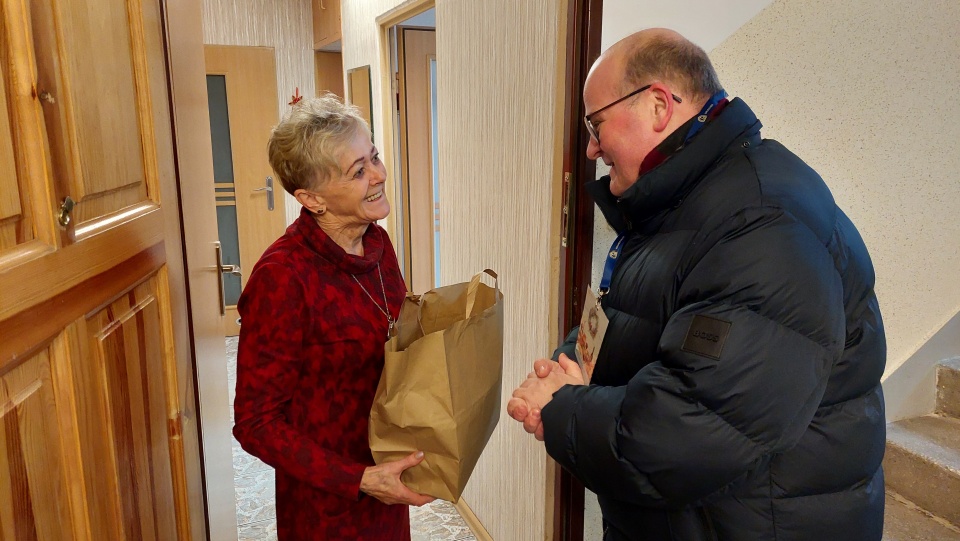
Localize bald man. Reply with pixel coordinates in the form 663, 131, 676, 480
509, 29, 885, 541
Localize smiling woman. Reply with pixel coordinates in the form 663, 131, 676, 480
232, 94, 435, 540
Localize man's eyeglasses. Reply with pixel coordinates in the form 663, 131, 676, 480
583, 84, 683, 143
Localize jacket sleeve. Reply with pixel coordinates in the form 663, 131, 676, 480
233, 261, 367, 500
542, 207, 845, 508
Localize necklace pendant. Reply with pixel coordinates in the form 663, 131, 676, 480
387, 316, 395, 340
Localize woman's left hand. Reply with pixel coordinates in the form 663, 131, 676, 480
360, 451, 436, 506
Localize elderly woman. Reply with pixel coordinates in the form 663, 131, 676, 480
233, 95, 433, 540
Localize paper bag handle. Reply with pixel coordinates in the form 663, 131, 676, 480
465, 269, 499, 318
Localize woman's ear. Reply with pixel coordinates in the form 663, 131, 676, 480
294, 188, 326, 215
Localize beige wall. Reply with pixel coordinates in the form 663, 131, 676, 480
342, 1, 565, 539
202, 0, 316, 224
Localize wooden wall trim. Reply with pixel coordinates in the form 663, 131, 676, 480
453, 497, 493, 541
0, 242, 165, 370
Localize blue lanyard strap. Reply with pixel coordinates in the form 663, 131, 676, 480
684, 89, 728, 143
599, 233, 628, 297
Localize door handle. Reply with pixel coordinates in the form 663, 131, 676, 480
214, 241, 241, 315
252, 176, 275, 211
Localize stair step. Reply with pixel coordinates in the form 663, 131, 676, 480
884, 491, 960, 540
885, 414, 960, 527
938, 358, 960, 418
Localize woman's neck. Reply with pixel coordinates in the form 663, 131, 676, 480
315, 216, 368, 256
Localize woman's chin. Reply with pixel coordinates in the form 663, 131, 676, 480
366, 200, 390, 221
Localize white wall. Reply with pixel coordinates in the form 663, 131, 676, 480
599, 0, 773, 51
593, 0, 960, 419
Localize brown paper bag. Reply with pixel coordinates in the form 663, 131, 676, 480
368, 269, 503, 502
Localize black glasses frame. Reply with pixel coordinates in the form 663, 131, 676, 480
583, 84, 683, 143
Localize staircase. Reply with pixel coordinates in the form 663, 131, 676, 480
883, 358, 960, 540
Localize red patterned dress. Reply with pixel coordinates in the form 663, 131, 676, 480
233, 208, 409, 540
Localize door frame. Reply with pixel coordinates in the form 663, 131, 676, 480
162, 2, 239, 540
373, 0, 435, 255
395, 25, 437, 293
554, 0, 604, 539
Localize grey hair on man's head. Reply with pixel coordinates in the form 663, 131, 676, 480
267, 93, 371, 195
622, 32, 723, 104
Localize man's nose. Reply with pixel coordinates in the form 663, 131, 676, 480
586, 136, 602, 160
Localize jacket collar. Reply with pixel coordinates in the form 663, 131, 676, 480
294, 207, 385, 275
588, 98, 763, 233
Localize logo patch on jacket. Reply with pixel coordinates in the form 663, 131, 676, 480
681, 315, 732, 360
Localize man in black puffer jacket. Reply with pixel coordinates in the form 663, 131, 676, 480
509, 28, 885, 540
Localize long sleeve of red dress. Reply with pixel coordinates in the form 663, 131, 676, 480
233, 208, 410, 540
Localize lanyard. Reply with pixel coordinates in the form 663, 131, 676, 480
684, 89, 727, 142
598, 233, 628, 300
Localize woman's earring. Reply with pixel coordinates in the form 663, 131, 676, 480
316, 207, 326, 216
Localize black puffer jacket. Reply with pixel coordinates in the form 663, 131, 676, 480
543, 98, 886, 541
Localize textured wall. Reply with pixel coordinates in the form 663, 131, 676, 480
202, 0, 316, 224
342, 1, 563, 539
592, 0, 960, 419
710, 0, 960, 391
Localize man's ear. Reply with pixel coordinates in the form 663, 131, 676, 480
294, 187, 326, 214
648, 82, 676, 133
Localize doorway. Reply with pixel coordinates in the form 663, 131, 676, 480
205, 45, 286, 337
382, 8, 440, 294
202, 44, 286, 540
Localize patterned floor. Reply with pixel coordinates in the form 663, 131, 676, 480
225, 337, 476, 540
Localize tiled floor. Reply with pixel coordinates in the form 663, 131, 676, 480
226, 337, 475, 541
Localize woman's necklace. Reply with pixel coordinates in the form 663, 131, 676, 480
351, 262, 394, 340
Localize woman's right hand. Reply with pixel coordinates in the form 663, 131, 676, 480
360, 451, 436, 506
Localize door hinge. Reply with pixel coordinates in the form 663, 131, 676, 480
560, 172, 572, 247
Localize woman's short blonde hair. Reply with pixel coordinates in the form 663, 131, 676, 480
267, 93, 371, 195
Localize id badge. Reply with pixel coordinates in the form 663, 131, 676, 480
574, 288, 609, 383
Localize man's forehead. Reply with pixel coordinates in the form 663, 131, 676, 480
583, 55, 620, 101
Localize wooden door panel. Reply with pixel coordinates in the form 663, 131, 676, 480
30, 0, 158, 228
0, 60, 24, 250
0, 0, 54, 257
78, 277, 178, 541
0, 62, 20, 221
0, 347, 74, 541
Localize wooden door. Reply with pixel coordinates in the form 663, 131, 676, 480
315, 51, 344, 99
205, 46, 285, 337
0, 0, 201, 539
397, 27, 437, 294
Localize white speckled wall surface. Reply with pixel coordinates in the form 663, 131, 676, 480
709, 0, 960, 395
594, 0, 960, 420
342, 1, 564, 539
201, 0, 316, 225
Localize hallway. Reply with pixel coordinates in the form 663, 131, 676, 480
225, 338, 477, 540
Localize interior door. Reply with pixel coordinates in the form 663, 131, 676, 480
397, 27, 437, 294
0, 0, 201, 539
205, 46, 285, 337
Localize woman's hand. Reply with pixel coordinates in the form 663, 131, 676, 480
360, 451, 436, 506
